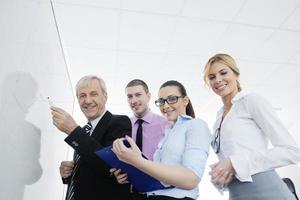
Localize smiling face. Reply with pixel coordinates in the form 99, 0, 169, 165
77, 79, 107, 121
158, 86, 189, 123
207, 62, 239, 101
126, 85, 150, 118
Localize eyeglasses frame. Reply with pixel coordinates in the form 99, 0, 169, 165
154, 95, 185, 107
212, 127, 221, 153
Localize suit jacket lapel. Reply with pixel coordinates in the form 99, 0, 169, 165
92, 111, 112, 143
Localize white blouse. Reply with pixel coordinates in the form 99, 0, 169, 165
213, 92, 300, 182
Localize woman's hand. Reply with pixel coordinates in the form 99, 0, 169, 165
209, 158, 235, 188
112, 136, 143, 165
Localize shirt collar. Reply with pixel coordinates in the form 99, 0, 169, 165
165, 114, 192, 129
89, 109, 107, 130
178, 114, 192, 120
132, 109, 153, 124
174, 114, 192, 124
217, 92, 245, 116
231, 91, 245, 104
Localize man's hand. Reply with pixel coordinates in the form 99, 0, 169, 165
60, 161, 74, 178
110, 168, 129, 184
51, 106, 77, 135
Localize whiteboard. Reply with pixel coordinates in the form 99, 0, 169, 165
0, 0, 74, 199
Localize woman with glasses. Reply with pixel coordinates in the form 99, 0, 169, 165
113, 80, 212, 200
203, 53, 300, 200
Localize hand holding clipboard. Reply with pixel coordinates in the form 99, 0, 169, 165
95, 137, 172, 192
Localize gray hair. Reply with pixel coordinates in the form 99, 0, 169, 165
75, 75, 107, 96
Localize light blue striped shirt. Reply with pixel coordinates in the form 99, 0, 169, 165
147, 115, 212, 199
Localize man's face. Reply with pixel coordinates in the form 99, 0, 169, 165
126, 85, 150, 118
77, 79, 107, 121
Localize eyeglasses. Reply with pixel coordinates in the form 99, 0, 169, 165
155, 95, 184, 107
212, 127, 221, 153
212, 117, 223, 153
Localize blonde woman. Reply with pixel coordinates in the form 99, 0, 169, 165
203, 53, 300, 200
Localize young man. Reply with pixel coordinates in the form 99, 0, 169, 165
51, 75, 131, 200
125, 79, 168, 160
112, 79, 168, 200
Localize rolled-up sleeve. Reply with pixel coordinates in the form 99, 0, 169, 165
183, 119, 212, 179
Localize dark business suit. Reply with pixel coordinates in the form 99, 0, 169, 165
63, 111, 132, 200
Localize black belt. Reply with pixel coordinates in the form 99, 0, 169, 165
148, 195, 194, 200
131, 185, 148, 200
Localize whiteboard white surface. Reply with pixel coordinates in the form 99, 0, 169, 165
0, 0, 74, 199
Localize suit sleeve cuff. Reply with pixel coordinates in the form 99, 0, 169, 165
62, 177, 70, 184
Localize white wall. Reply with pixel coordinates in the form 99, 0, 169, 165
1, 1, 299, 199
0, 0, 74, 199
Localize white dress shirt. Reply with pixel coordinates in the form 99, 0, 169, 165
213, 92, 300, 182
89, 109, 107, 135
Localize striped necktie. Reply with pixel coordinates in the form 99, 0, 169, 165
65, 122, 92, 200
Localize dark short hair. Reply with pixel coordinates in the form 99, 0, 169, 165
126, 79, 149, 93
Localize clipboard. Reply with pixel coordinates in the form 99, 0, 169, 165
95, 140, 171, 192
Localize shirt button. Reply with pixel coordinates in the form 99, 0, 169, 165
72, 141, 78, 147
